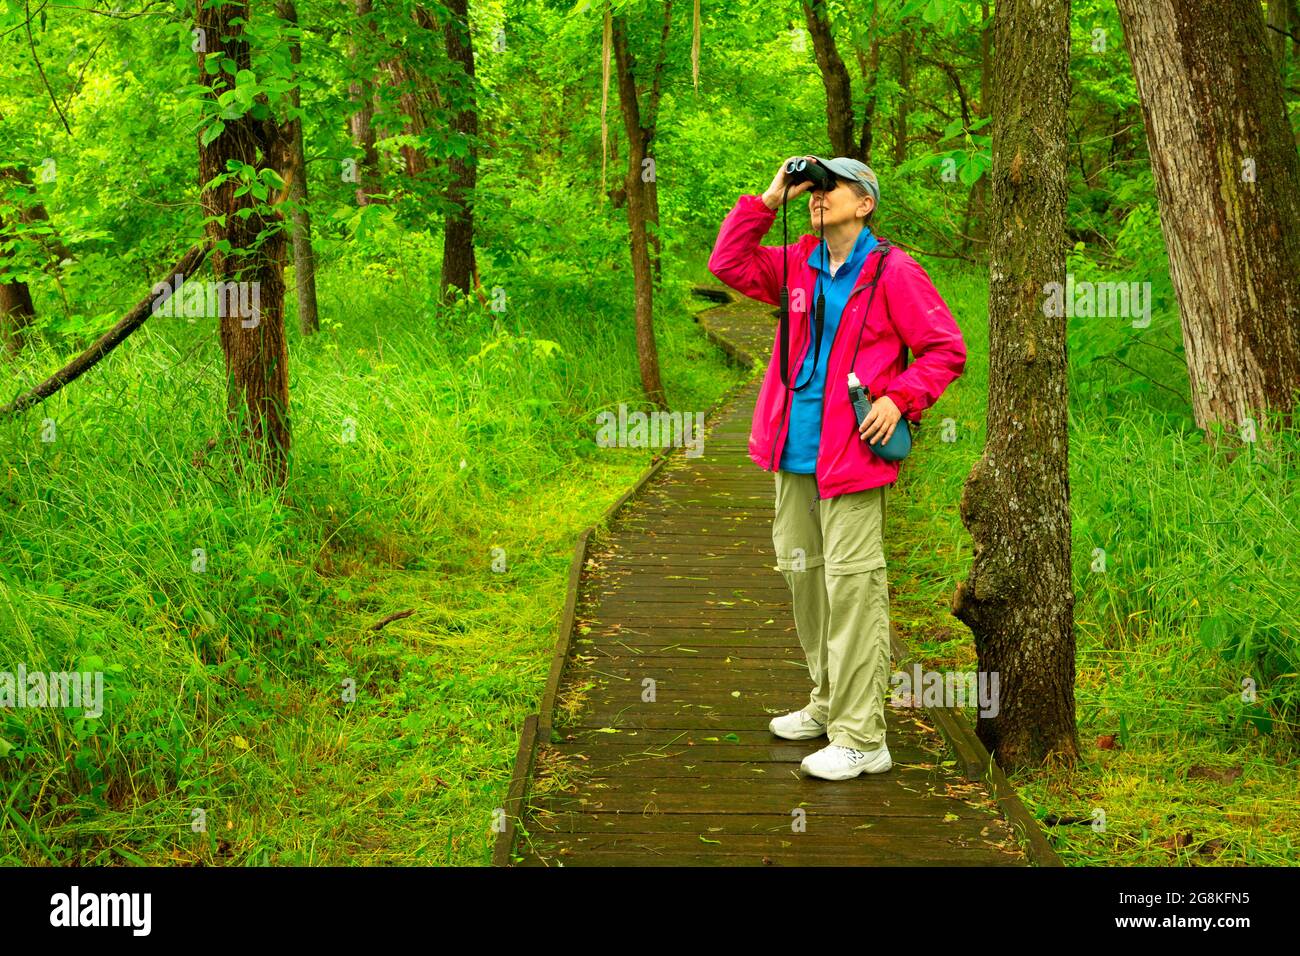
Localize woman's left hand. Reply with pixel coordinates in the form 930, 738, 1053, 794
859, 395, 902, 446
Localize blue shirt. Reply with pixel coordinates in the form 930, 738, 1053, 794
779, 225, 879, 473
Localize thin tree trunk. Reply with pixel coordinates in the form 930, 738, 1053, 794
196, 0, 293, 487
893, 29, 911, 166
278, 1, 319, 336
645, 1, 672, 286
963, 1, 994, 255
1116, 0, 1300, 437
951, 0, 1077, 772
853, 8, 882, 162
611, 12, 666, 408
440, 0, 479, 300
349, 0, 382, 206
802, 0, 859, 158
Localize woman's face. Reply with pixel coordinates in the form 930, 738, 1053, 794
807, 180, 874, 229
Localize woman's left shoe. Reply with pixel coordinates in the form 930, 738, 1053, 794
800, 743, 892, 780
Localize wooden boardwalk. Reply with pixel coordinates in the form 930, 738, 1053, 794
494, 292, 1061, 867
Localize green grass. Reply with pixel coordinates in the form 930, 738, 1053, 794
887, 264, 1300, 866
0, 230, 745, 865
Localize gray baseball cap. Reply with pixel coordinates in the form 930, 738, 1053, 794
812, 155, 880, 207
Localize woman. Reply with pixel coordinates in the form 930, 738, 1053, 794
706, 156, 967, 780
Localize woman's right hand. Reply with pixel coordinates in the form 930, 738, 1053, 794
761, 156, 817, 210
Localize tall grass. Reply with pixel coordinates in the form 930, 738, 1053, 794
0, 224, 741, 864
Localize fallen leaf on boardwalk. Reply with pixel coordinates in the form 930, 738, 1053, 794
943, 813, 960, 822
699, 835, 721, 844
731, 691, 741, 697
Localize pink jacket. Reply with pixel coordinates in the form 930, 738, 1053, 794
707, 193, 967, 499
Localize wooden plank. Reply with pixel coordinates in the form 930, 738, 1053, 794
517, 832, 1023, 864
527, 809, 1017, 839
529, 787, 997, 817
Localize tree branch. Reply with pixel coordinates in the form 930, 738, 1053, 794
24, 0, 72, 136
1, 243, 209, 417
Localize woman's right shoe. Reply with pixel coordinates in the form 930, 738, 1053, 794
769, 709, 827, 740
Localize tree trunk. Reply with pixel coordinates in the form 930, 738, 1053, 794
1116, 0, 1300, 437
951, 0, 1077, 772
1267, 0, 1289, 68
196, 0, 293, 487
0, 274, 35, 355
892, 29, 911, 166
278, 1, 319, 337
349, 0, 382, 206
802, 0, 859, 159
440, 0, 479, 301
611, 13, 666, 409
853, 11, 882, 162
645, 1, 673, 286
384, 57, 429, 178
0, 203, 36, 354
963, 1, 994, 255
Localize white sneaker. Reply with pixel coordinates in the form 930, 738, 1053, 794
800, 743, 892, 780
768, 709, 826, 740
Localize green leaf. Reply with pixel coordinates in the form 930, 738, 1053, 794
200, 120, 225, 147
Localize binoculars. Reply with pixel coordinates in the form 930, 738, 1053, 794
783, 156, 836, 190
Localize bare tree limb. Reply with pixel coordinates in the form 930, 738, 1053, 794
24, 0, 72, 136
369, 609, 415, 631
1, 243, 209, 417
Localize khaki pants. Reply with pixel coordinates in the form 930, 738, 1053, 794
772, 471, 891, 751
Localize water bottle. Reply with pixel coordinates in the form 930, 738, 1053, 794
847, 371, 912, 461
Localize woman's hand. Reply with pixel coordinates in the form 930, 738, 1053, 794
761, 156, 817, 210
859, 395, 902, 446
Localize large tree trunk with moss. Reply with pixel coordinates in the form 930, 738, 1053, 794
196, 0, 293, 487
440, 0, 479, 301
951, 0, 1078, 772
1116, 0, 1300, 438
611, 12, 666, 408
